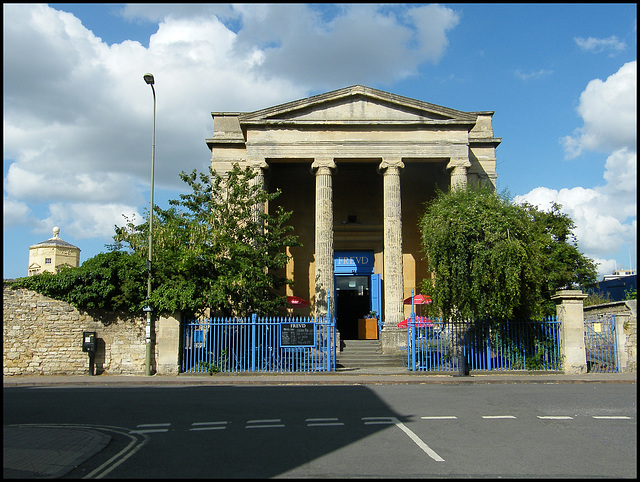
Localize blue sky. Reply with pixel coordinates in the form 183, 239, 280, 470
3, 3, 637, 280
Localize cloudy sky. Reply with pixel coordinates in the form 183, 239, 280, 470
3, 3, 637, 280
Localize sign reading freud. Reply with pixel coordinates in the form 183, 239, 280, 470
334, 250, 375, 274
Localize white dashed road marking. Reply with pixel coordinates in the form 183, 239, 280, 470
245, 419, 285, 429
306, 418, 344, 427
129, 414, 633, 436
130, 423, 170, 434
592, 416, 632, 420
190, 421, 228, 431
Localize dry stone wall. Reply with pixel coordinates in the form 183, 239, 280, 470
3, 286, 147, 376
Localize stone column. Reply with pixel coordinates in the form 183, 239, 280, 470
312, 159, 336, 317
551, 289, 588, 374
249, 161, 268, 226
447, 157, 471, 191
380, 158, 404, 330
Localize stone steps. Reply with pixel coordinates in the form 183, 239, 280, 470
337, 339, 405, 368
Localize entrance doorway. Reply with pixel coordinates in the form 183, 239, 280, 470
335, 276, 370, 339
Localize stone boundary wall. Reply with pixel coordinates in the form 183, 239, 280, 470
3, 286, 147, 376
584, 299, 637, 372
5, 284, 635, 376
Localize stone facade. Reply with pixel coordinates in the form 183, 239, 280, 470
207, 85, 501, 352
3, 286, 180, 376
28, 227, 80, 276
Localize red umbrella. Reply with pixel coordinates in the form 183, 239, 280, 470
403, 294, 432, 323
403, 294, 432, 305
286, 295, 309, 308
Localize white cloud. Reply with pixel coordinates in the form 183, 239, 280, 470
514, 69, 553, 81
574, 35, 626, 54
561, 61, 637, 158
517, 61, 637, 279
4, 164, 140, 204
405, 4, 460, 62
3, 3, 463, 247
3, 196, 31, 228
514, 181, 636, 279
226, 4, 460, 88
41, 203, 142, 239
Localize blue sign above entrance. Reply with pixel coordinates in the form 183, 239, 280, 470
334, 251, 374, 274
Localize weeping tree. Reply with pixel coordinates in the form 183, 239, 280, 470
418, 187, 597, 368
115, 164, 300, 318
419, 187, 597, 323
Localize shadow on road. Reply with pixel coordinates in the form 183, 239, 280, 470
3, 385, 421, 478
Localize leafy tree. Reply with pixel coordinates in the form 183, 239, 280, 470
115, 164, 300, 318
524, 202, 598, 314
419, 187, 597, 322
11, 250, 147, 312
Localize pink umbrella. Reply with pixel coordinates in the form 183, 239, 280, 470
285, 295, 309, 308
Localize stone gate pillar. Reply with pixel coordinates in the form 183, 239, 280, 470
155, 311, 182, 375
552, 289, 588, 374
312, 159, 336, 316
380, 158, 404, 330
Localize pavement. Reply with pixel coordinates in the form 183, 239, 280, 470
3, 368, 636, 479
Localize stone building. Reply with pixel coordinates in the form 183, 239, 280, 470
206, 85, 500, 351
28, 227, 80, 276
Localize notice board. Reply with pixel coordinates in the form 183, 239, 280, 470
280, 322, 315, 347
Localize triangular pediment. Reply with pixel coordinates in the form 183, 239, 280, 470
239, 85, 477, 124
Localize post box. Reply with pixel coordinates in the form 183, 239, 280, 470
82, 331, 97, 352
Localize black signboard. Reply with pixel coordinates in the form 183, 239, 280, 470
280, 322, 315, 347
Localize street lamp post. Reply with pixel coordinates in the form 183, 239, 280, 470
143, 73, 156, 376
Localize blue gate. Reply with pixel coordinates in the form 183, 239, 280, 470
182, 311, 336, 373
584, 314, 618, 373
407, 315, 561, 372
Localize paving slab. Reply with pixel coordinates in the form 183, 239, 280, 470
3, 426, 110, 479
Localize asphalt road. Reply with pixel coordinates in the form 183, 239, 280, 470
3, 383, 636, 478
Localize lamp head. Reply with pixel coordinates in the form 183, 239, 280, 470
143, 73, 155, 85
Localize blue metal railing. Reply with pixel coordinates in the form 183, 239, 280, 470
182, 312, 336, 374
584, 314, 618, 373
407, 316, 561, 372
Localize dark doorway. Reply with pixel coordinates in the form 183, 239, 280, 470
335, 276, 370, 340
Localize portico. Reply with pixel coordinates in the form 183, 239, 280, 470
206, 85, 500, 352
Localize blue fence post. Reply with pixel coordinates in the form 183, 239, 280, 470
410, 289, 416, 371
325, 293, 337, 371
613, 314, 620, 372
406, 318, 411, 370
486, 325, 492, 371
251, 313, 257, 372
